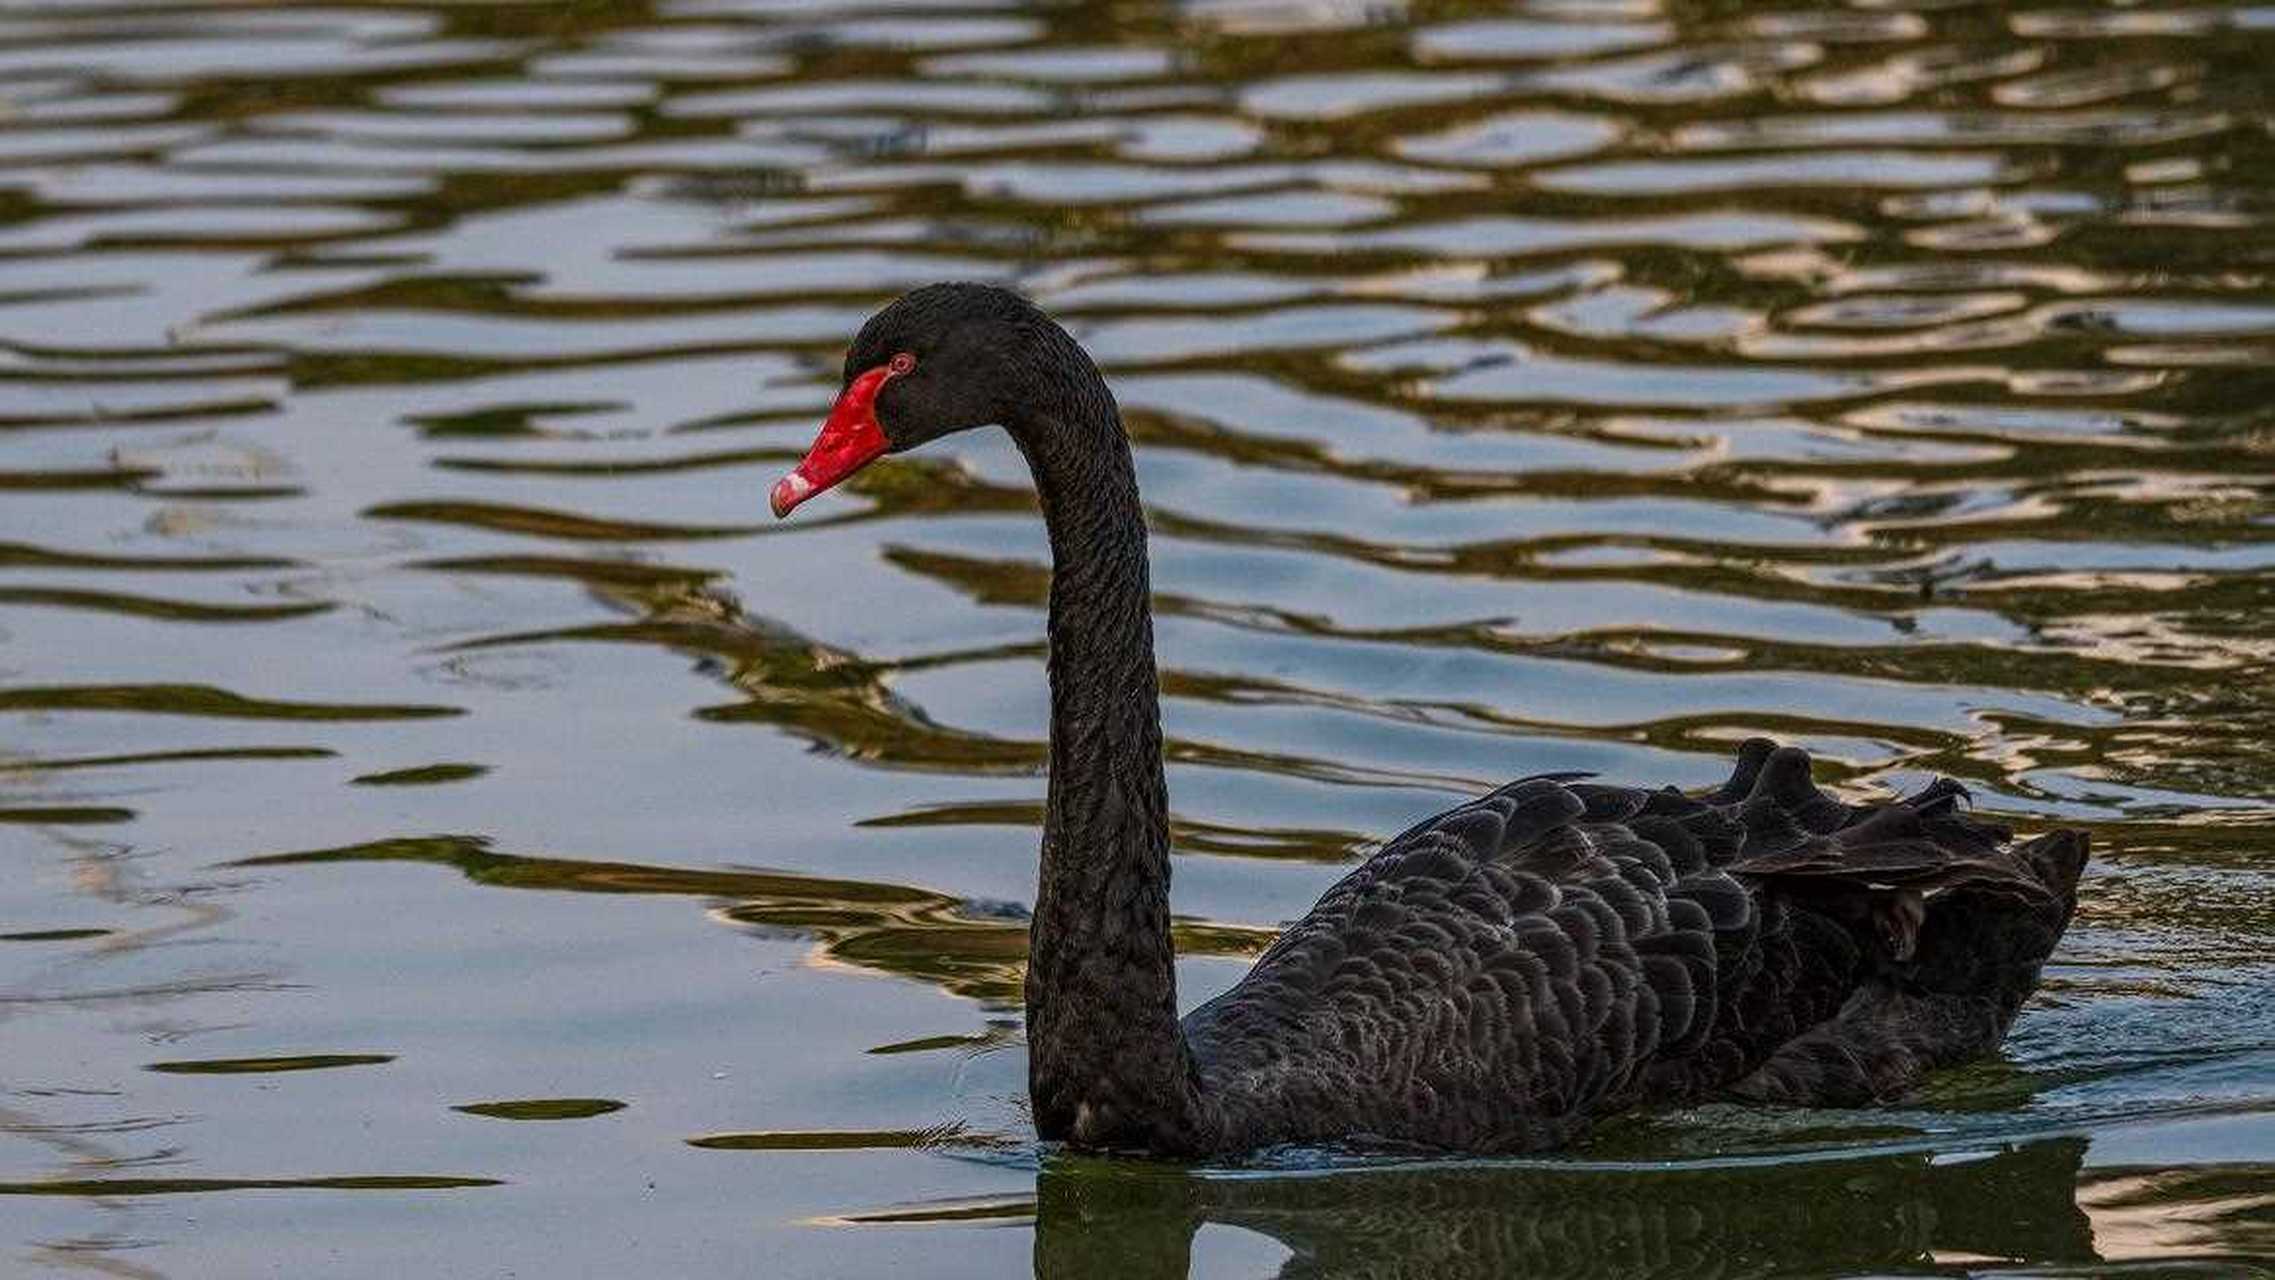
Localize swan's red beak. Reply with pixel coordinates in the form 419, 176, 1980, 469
771, 364, 896, 518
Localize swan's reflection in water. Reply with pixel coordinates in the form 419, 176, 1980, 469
1023, 1138, 2099, 1280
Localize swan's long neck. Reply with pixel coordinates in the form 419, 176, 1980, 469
1007, 345, 1199, 1150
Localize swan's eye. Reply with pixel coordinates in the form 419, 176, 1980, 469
888, 352, 917, 376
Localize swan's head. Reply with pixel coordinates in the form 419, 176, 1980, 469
771, 282, 1049, 518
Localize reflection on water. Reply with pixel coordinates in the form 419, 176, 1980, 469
1028, 1140, 2103, 1280
839, 1134, 2275, 1278
4, 0, 2275, 1273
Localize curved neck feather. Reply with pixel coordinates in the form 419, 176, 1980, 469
1005, 352, 1198, 1150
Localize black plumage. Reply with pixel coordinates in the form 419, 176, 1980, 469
1181, 753, 2084, 1153
778, 283, 2091, 1158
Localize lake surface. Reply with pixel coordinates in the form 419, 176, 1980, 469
3, 0, 2273, 1274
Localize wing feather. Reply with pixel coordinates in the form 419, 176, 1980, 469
1179, 738, 2085, 1152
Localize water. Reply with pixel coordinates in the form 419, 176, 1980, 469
2, 0, 2272, 1273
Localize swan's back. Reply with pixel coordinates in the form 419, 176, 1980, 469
1178, 740, 2086, 1153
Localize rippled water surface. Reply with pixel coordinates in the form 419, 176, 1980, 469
4, 0, 2274, 1274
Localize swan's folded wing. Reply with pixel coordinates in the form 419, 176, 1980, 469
1179, 740, 2078, 1150
1181, 771, 1750, 1151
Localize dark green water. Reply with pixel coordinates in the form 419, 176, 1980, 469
3, 0, 2273, 1274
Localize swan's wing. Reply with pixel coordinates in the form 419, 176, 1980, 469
1181, 768, 1741, 1150
1179, 740, 2083, 1151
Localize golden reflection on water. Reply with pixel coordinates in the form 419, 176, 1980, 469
3, 0, 2275, 1273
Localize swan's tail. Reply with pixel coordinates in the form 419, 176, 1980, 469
1724, 821, 2088, 1107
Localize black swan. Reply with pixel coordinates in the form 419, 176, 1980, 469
770, 282, 2089, 1157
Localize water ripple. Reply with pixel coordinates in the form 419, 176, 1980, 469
4, 0, 2272, 1270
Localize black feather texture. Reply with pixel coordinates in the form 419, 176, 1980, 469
821, 284, 2091, 1157
1180, 752, 2085, 1153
